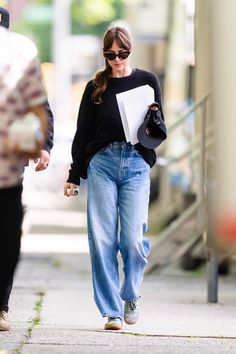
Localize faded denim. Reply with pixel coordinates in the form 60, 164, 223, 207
87, 142, 151, 318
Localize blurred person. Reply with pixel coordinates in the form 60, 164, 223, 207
0, 100, 54, 333
0, 7, 54, 172
64, 26, 165, 330
0, 6, 51, 331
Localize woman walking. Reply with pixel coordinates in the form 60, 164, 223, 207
64, 26, 165, 330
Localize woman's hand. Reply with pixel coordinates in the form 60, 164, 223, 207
64, 182, 79, 197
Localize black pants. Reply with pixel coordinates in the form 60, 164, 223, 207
0, 184, 23, 311
0, 277, 13, 312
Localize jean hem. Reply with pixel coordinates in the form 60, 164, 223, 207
102, 313, 123, 319
120, 295, 141, 302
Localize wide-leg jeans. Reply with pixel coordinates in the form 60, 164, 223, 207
87, 142, 151, 319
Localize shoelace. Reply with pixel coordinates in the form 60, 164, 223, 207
0, 312, 8, 320
127, 300, 138, 311
108, 317, 121, 322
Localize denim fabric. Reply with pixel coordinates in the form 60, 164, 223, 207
87, 142, 151, 318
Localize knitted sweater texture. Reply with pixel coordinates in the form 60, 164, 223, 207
67, 68, 164, 185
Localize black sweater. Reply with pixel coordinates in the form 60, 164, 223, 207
44, 100, 54, 153
67, 68, 164, 185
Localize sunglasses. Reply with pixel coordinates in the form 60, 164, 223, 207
103, 51, 130, 61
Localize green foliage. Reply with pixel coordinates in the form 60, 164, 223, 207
12, 2, 53, 62
11, 0, 125, 62
71, 0, 125, 36
12, 20, 52, 62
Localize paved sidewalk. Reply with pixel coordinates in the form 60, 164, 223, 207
1, 209, 236, 353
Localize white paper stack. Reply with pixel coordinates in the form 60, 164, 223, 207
116, 84, 154, 145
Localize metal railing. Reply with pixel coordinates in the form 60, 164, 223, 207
152, 90, 221, 302
148, 90, 214, 299
158, 90, 211, 242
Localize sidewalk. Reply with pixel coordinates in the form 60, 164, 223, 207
1, 208, 236, 353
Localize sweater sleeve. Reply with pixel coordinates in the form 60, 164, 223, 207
67, 81, 95, 185
43, 100, 54, 153
147, 71, 165, 122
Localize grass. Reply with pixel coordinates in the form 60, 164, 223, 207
52, 258, 62, 268
13, 289, 45, 354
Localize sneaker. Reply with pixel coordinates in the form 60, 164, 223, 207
0, 311, 10, 331
124, 299, 139, 325
104, 317, 122, 330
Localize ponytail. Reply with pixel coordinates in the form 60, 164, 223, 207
91, 63, 112, 104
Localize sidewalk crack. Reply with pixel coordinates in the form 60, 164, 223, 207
13, 288, 45, 354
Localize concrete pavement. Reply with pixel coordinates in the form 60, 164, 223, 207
1, 207, 236, 353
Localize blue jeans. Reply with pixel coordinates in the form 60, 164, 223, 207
87, 142, 151, 318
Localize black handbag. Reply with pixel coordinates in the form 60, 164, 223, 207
137, 102, 167, 149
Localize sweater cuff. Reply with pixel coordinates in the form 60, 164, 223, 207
43, 141, 53, 154
67, 169, 81, 186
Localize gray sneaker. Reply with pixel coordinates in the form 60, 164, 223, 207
0, 311, 10, 331
104, 317, 122, 330
124, 300, 139, 325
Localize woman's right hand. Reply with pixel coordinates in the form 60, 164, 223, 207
64, 182, 79, 197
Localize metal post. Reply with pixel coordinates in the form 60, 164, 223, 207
207, 248, 218, 302
206, 137, 218, 303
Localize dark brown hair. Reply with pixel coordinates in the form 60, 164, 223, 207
92, 26, 132, 104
